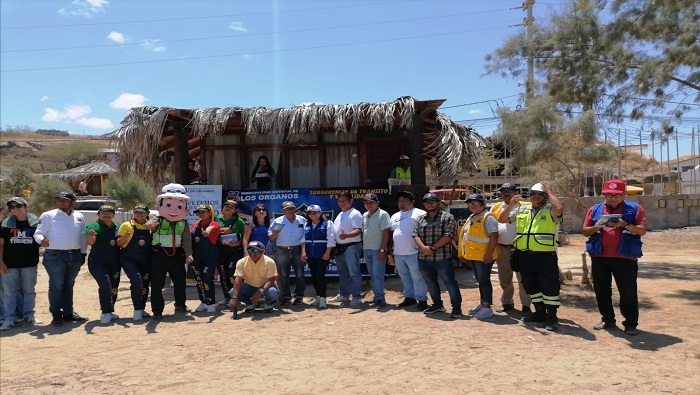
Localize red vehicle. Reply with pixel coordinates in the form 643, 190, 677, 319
430, 188, 469, 202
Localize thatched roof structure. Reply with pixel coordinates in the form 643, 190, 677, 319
42, 161, 116, 180
113, 96, 486, 185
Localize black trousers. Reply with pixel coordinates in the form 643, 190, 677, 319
519, 251, 560, 307
591, 257, 639, 329
150, 248, 187, 314
217, 247, 243, 300
307, 258, 329, 298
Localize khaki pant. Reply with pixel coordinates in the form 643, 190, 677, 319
495, 244, 531, 307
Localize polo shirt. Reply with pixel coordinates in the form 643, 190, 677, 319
233, 255, 278, 288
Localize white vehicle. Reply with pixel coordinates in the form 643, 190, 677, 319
73, 199, 158, 225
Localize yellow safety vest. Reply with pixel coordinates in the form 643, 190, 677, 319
459, 211, 499, 261
513, 203, 560, 252
151, 219, 186, 247
395, 166, 411, 179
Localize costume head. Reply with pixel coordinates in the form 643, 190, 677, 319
156, 183, 190, 222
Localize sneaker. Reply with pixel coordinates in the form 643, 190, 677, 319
100, 313, 113, 324
521, 306, 532, 314
218, 299, 231, 306
50, 315, 64, 327
245, 302, 260, 313
329, 294, 350, 303
624, 327, 638, 336
292, 297, 303, 305
0, 321, 15, 331
195, 302, 208, 312
206, 304, 217, 313
374, 300, 387, 308
318, 297, 327, 309
545, 321, 559, 331
63, 312, 88, 322
416, 300, 429, 311
280, 297, 292, 306
25, 315, 43, 325
593, 321, 616, 330
110, 313, 120, 320
468, 305, 482, 315
141, 311, 151, 318
523, 314, 546, 323
310, 297, 320, 306
263, 305, 274, 313
133, 310, 144, 321
350, 297, 362, 306
449, 310, 463, 319
423, 305, 446, 314
153, 313, 163, 320
474, 307, 494, 320
397, 298, 417, 307
496, 304, 514, 313
15, 316, 25, 323
174, 304, 191, 313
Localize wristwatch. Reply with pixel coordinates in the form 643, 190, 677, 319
379, 249, 386, 252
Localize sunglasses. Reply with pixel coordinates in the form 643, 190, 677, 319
530, 192, 546, 197
247, 247, 262, 253
604, 193, 623, 198
7, 204, 24, 209
255, 208, 267, 212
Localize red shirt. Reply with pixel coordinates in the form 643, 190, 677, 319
190, 220, 220, 244
584, 202, 646, 260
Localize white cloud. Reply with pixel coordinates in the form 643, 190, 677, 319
107, 31, 125, 44
468, 109, 482, 114
75, 117, 114, 129
41, 104, 113, 129
140, 39, 166, 53
58, 0, 109, 18
109, 93, 148, 110
229, 22, 247, 32
40, 96, 50, 102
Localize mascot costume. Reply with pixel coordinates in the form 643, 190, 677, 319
148, 183, 193, 318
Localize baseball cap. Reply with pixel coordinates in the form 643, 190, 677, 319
194, 204, 211, 213
602, 179, 626, 194
98, 204, 116, 214
363, 193, 379, 202
248, 240, 265, 249
223, 200, 238, 208
281, 201, 296, 209
497, 182, 517, 191
307, 204, 322, 213
466, 193, 485, 203
399, 155, 410, 160
395, 191, 415, 201
133, 203, 149, 213
56, 191, 76, 201
7, 197, 28, 206
422, 193, 441, 202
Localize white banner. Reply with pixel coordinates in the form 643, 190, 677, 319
184, 185, 222, 225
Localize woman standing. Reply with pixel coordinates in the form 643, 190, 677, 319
303, 205, 335, 309
86, 205, 121, 324
191, 204, 221, 313
116, 204, 153, 322
250, 155, 276, 190
243, 203, 271, 256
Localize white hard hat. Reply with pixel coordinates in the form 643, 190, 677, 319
157, 183, 190, 203
531, 183, 545, 192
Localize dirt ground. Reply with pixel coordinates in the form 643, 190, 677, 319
1, 227, 699, 394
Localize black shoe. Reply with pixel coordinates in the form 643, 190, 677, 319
50, 315, 63, 327
281, 297, 292, 306
416, 300, 429, 311
263, 307, 274, 313
423, 305, 446, 314
174, 305, 191, 313
624, 327, 638, 336
292, 297, 303, 305
521, 306, 532, 314
449, 309, 463, 319
63, 312, 88, 322
397, 298, 417, 308
496, 304, 514, 313
523, 314, 546, 323
374, 300, 387, 308
153, 313, 163, 320
545, 321, 559, 331
593, 321, 616, 330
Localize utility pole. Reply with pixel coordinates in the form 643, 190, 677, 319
523, 0, 536, 105
639, 129, 644, 194
617, 129, 622, 179
675, 129, 681, 194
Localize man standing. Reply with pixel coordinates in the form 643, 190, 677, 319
216, 199, 246, 306
0, 197, 42, 331
490, 182, 531, 315
34, 192, 88, 327
498, 182, 563, 331
582, 179, 646, 336
268, 201, 306, 306
413, 193, 462, 318
229, 240, 279, 314
389, 155, 411, 181
329, 192, 363, 306
390, 191, 428, 311
361, 193, 391, 308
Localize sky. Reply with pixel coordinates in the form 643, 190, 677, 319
1, 0, 698, 160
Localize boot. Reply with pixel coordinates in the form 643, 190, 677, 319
545, 306, 559, 331
523, 302, 546, 323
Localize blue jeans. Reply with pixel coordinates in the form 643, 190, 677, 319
1, 266, 38, 322
418, 258, 462, 310
233, 283, 280, 306
394, 254, 427, 301
43, 250, 83, 316
88, 259, 119, 313
275, 247, 305, 298
469, 260, 494, 305
334, 243, 362, 298
363, 249, 386, 301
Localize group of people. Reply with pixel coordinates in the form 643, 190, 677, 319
0, 179, 646, 336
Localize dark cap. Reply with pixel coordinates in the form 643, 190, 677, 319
281, 201, 296, 209
497, 182, 517, 191
133, 203, 149, 213
466, 193, 485, 203
7, 197, 28, 206
395, 191, 415, 201
194, 204, 211, 213
248, 240, 265, 249
422, 193, 441, 202
223, 200, 238, 208
363, 193, 379, 202
98, 204, 116, 214
56, 191, 76, 201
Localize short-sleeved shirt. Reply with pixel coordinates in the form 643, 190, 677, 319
269, 215, 306, 246
362, 208, 391, 250
390, 208, 426, 255
333, 208, 363, 244
413, 209, 456, 261
190, 221, 221, 244
583, 202, 647, 259
117, 220, 149, 248
1, 218, 40, 268
233, 255, 278, 288
217, 214, 245, 244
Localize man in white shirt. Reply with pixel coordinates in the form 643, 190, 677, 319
34, 192, 88, 327
268, 201, 306, 306
362, 194, 391, 308
390, 191, 428, 311
329, 192, 364, 306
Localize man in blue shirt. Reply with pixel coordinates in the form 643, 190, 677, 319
269, 201, 306, 305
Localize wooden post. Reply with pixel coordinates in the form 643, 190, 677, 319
173, 120, 189, 185
408, 114, 426, 186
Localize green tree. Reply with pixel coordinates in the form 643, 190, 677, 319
29, 177, 73, 214
0, 168, 35, 198
104, 175, 156, 212
42, 140, 102, 170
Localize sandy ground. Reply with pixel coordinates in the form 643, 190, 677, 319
1, 227, 699, 394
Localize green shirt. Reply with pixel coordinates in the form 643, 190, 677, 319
217, 214, 245, 243
86, 220, 119, 236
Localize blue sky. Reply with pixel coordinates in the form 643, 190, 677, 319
1, 0, 698, 159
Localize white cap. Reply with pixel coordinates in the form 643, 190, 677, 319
157, 183, 190, 203
531, 183, 545, 192
399, 155, 409, 160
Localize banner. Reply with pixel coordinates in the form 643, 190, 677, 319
185, 185, 223, 225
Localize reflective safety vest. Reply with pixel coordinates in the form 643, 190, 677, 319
395, 166, 411, 179
152, 218, 186, 247
459, 210, 499, 261
513, 203, 560, 252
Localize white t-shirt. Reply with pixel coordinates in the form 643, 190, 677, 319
333, 208, 363, 244
390, 207, 426, 255
491, 201, 517, 245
